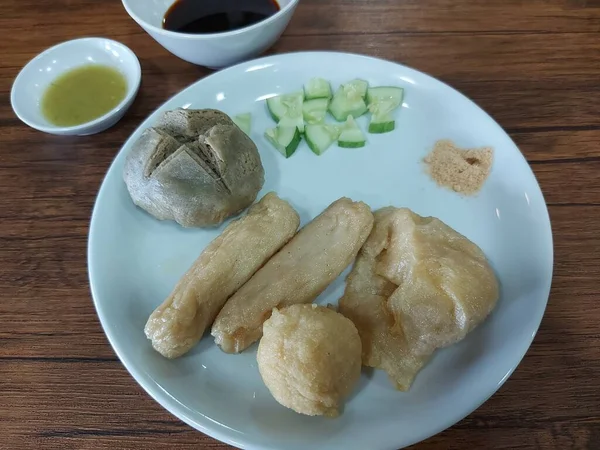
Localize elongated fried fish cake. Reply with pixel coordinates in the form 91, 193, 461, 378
211, 197, 374, 354
144, 192, 300, 359
339, 207, 499, 390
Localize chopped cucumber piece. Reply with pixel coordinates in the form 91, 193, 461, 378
367, 100, 399, 134
343, 79, 369, 99
304, 78, 332, 99
328, 79, 370, 121
266, 91, 305, 132
278, 113, 305, 133
368, 114, 395, 133
366, 86, 404, 107
266, 96, 286, 122
366, 88, 403, 134
266, 91, 304, 122
265, 126, 302, 158
329, 87, 368, 122
232, 113, 251, 135
338, 116, 366, 148
305, 124, 341, 155
303, 98, 329, 124
369, 99, 400, 115
339, 128, 366, 148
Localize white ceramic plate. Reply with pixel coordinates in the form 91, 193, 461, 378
88, 52, 553, 450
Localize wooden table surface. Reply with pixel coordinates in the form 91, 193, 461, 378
2, 0, 600, 449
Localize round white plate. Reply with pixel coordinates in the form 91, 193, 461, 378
88, 52, 553, 450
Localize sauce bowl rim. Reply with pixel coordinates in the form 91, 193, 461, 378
10, 37, 142, 135
121, 0, 300, 40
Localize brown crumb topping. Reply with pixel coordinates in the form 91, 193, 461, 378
424, 139, 493, 195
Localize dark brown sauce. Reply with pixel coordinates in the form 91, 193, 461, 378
163, 0, 280, 34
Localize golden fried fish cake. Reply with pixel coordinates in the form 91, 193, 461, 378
211, 197, 374, 354
340, 255, 431, 391
144, 192, 300, 359
340, 207, 499, 390
257, 304, 362, 417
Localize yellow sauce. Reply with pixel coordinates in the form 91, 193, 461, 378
41, 65, 127, 127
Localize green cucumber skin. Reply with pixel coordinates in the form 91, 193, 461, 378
368, 120, 395, 134
338, 140, 366, 149
366, 86, 403, 133
283, 129, 303, 157
266, 104, 280, 122
264, 127, 302, 158
306, 138, 326, 155
266, 96, 285, 122
337, 115, 366, 147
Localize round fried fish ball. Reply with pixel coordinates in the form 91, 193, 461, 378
257, 304, 362, 417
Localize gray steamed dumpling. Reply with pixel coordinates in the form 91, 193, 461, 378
123, 109, 265, 227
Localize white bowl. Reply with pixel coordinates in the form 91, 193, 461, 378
11, 38, 141, 136
121, 0, 300, 68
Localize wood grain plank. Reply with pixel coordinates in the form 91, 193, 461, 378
285, 0, 600, 35
514, 130, 600, 162
269, 32, 600, 83
3, 0, 600, 40
534, 162, 600, 205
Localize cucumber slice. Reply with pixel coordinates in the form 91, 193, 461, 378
303, 98, 329, 124
329, 88, 368, 122
368, 114, 395, 133
339, 128, 366, 148
366, 86, 404, 107
266, 96, 286, 122
266, 91, 304, 122
367, 89, 403, 134
232, 113, 251, 135
343, 79, 369, 99
278, 114, 305, 133
265, 126, 302, 158
338, 116, 366, 148
367, 100, 398, 134
304, 78, 332, 99
305, 124, 341, 155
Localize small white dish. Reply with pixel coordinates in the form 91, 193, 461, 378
121, 0, 299, 68
11, 37, 141, 136
88, 52, 553, 450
